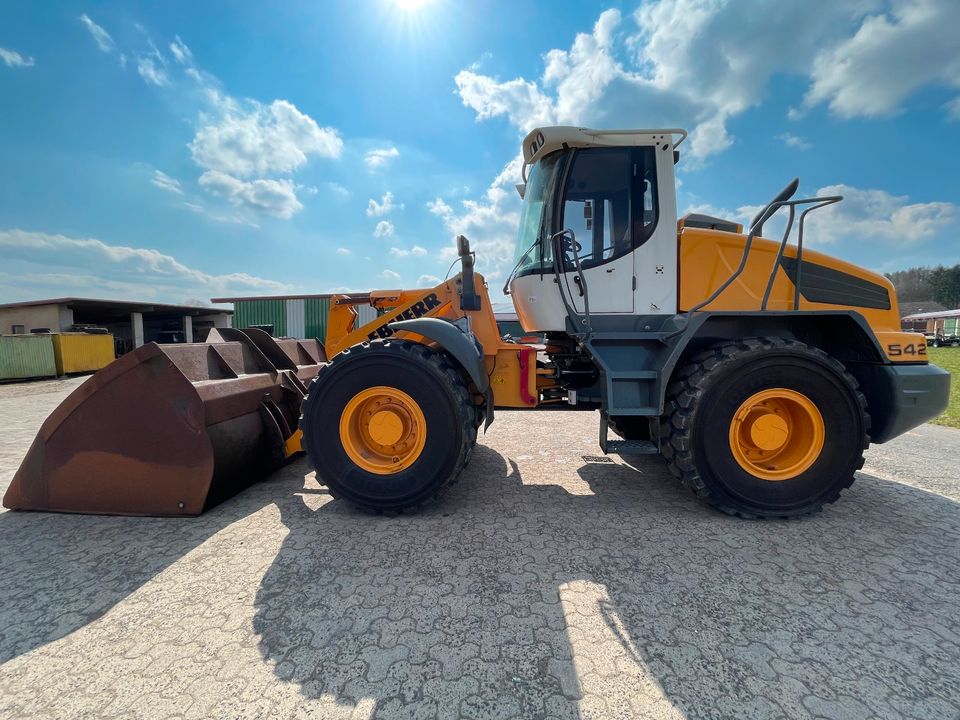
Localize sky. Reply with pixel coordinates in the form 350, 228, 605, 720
1, 0, 958, 306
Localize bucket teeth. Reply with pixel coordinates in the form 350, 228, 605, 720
3, 330, 326, 516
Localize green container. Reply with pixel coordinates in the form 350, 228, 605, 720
0, 335, 57, 381
233, 300, 287, 337
304, 297, 330, 342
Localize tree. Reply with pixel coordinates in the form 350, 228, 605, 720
885, 266, 936, 303
930, 265, 960, 309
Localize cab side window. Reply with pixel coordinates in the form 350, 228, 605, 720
559, 146, 658, 270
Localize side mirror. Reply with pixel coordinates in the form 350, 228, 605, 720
456, 235, 481, 311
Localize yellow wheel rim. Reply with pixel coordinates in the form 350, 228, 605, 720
728, 388, 825, 481
339, 386, 427, 475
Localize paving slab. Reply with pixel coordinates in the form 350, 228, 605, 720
1, 376, 958, 719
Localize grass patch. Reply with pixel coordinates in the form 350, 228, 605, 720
927, 347, 959, 428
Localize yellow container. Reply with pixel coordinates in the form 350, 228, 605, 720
51, 333, 115, 375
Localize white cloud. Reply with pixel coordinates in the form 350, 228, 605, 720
684, 184, 959, 250
326, 182, 351, 200
364, 147, 400, 170
187, 91, 343, 219
79, 14, 115, 53
427, 197, 453, 216
804, 184, 959, 246
777, 133, 812, 150
182, 201, 259, 228
804, 0, 960, 118
426, 157, 525, 285
455, 8, 711, 156
456, 72, 556, 129
373, 220, 395, 238
336, 247, 351, 255
190, 98, 343, 177
136, 56, 169, 86
198, 170, 303, 219
0, 229, 291, 302
417, 274, 441, 286
946, 97, 960, 120
169, 35, 193, 65
389, 245, 427, 257
379, 269, 402, 282
0, 47, 35, 68
454, 4, 912, 163
151, 170, 183, 195
366, 191, 403, 217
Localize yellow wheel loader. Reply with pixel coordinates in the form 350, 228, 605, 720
4, 126, 950, 518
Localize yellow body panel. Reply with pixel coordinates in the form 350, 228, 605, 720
678, 228, 923, 362
325, 274, 539, 408
487, 347, 539, 408
51, 333, 115, 375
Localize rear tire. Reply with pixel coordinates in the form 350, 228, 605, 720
301, 340, 476, 513
661, 338, 869, 518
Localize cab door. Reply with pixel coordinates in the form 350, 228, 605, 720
558, 147, 641, 314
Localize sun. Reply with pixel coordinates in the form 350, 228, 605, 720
394, 0, 431, 10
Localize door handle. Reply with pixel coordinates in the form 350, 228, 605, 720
573, 276, 585, 297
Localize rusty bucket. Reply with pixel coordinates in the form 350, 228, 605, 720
3, 329, 326, 516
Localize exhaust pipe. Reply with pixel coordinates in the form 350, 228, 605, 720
3, 329, 326, 516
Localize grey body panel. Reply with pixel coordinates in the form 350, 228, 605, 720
568, 309, 896, 406
847, 362, 950, 443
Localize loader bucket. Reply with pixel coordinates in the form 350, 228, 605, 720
3, 330, 326, 516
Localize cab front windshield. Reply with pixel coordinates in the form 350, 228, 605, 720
512, 151, 563, 277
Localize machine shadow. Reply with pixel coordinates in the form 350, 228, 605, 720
0, 488, 267, 664
254, 444, 960, 718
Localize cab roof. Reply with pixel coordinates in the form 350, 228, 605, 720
521, 126, 688, 166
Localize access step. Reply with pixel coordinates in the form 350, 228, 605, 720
603, 439, 659, 456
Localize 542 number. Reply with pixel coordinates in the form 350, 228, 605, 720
888, 342, 926, 357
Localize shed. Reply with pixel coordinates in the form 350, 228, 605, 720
210, 293, 379, 342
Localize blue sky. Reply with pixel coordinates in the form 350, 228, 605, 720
1, 0, 958, 305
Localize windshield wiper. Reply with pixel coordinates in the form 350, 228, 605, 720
502, 238, 542, 295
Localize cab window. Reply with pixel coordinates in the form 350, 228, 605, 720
559, 146, 658, 270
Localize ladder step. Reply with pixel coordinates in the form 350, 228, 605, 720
603, 439, 659, 456
588, 332, 670, 342
608, 370, 658, 380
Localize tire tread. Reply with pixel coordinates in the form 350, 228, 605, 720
300, 339, 477, 514
661, 337, 871, 519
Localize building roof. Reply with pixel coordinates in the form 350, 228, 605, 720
899, 301, 946, 317
901, 308, 960, 321
491, 301, 518, 320
210, 292, 371, 304
0, 297, 232, 314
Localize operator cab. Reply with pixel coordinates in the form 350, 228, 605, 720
507, 126, 685, 333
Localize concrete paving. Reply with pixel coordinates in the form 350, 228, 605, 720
0, 376, 958, 719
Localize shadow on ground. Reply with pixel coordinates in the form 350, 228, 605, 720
0, 496, 254, 664
252, 444, 960, 719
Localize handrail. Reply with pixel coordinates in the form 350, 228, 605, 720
760, 196, 842, 310
687, 180, 843, 315
792, 197, 841, 310
551, 229, 593, 339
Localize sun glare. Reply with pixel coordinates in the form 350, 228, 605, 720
395, 0, 430, 10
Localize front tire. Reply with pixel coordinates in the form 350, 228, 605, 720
661, 338, 869, 518
301, 340, 476, 513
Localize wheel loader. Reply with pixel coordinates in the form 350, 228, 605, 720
4, 126, 950, 518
